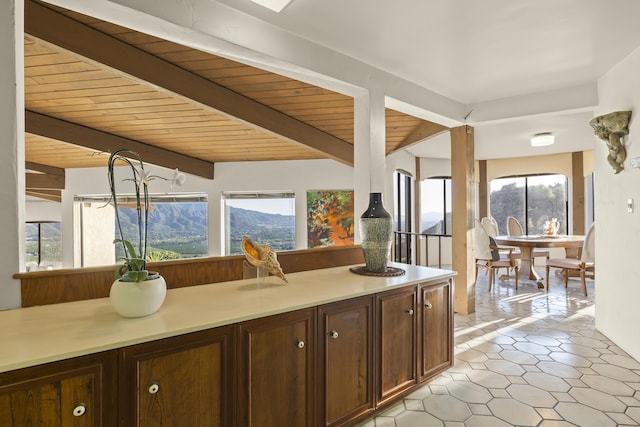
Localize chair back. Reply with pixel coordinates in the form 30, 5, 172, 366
481, 217, 498, 237
507, 216, 524, 236
474, 219, 494, 260
581, 223, 595, 263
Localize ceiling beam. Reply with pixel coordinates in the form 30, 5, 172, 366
388, 121, 449, 154
26, 172, 65, 190
26, 189, 62, 203
25, 0, 354, 166
26, 111, 215, 179
26, 161, 65, 177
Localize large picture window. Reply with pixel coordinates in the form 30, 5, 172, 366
490, 174, 568, 235
25, 221, 62, 270
222, 191, 295, 255
394, 170, 413, 263
75, 193, 208, 267
420, 177, 452, 235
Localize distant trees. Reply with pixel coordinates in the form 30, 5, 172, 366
490, 178, 567, 235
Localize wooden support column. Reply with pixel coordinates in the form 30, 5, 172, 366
415, 156, 422, 263
478, 160, 488, 220
571, 152, 585, 234
451, 125, 475, 314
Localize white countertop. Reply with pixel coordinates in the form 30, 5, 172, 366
0, 263, 455, 373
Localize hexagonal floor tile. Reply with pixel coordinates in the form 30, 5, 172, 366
447, 381, 493, 404
507, 384, 557, 407
488, 398, 542, 426
523, 372, 570, 392
555, 402, 618, 427
422, 394, 471, 422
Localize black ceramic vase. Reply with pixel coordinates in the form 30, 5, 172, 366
359, 192, 393, 272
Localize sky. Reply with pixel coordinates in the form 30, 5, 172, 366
225, 198, 295, 216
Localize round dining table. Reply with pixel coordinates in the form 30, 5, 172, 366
493, 235, 585, 285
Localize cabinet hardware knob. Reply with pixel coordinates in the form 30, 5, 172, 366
148, 383, 160, 394
297, 340, 305, 349
425, 303, 433, 309
330, 330, 339, 339
72, 404, 86, 417
406, 309, 414, 315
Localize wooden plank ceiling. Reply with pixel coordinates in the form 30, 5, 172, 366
23, 0, 447, 201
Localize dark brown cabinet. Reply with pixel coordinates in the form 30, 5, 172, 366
419, 281, 453, 381
376, 286, 418, 406
238, 307, 316, 427
1, 276, 454, 427
119, 325, 234, 427
0, 351, 118, 427
318, 295, 374, 427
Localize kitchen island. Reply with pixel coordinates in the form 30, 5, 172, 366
0, 263, 456, 426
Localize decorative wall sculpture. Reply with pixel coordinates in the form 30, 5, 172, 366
590, 110, 632, 174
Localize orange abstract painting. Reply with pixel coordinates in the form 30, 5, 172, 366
307, 190, 354, 248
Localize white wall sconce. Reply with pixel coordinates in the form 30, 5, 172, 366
531, 132, 555, 147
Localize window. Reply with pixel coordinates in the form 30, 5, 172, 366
420, 177, 452, 235
25, 221, 62, 270
74, 193, 208, 267
490, 174, 568, 235
393, 170, 413, 263
222, 191, 295, 255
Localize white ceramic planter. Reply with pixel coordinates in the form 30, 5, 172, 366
109, 274, 167, 318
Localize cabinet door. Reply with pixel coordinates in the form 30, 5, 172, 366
0, 351, 118, 427
318, 295, 374, 427
420, 281, 453, 381
376, 286, 417, 406
238, 307, 316, 427
119, 325, 234, 427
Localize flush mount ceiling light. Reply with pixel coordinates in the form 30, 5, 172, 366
531, 132, 555, 147
250, 0, 293, 12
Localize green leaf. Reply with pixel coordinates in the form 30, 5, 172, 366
114, 238, 139, 260
126, 270, 149, 282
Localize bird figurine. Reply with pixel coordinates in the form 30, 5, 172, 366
241, 235, 288, 283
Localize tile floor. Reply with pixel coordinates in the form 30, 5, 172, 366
356, 269, 640, 427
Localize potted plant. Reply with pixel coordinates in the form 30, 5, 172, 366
106, 148, 184, 317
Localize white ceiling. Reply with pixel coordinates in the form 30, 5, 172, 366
215, 0, 640, 159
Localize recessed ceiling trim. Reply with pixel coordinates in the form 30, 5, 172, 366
250, 0, 293, 12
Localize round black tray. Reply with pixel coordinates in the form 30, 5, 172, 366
349, 265, 406, 277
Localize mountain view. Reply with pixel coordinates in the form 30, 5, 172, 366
225, 206, 295, 254
119, 203, 294, 257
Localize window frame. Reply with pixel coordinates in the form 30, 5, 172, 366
489, 174, 569, 235
419, 176, 452, 236
74, 192, 209, 267
221, 190, 296, 256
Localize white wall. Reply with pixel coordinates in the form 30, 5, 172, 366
26, 198, 62, 222
594, 45, 640, 361
0, 0, 24, 310
487, 153, 574, 181
62, 159, 355, 266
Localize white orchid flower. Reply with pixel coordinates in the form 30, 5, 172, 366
170, 169, 186, 189
138, 167, 153, 188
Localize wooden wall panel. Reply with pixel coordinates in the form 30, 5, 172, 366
16, 246, 365, 307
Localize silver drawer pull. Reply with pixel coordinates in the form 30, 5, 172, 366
406, 309, 414, 315
425, 303, 433, 309
72, 404, 86, 417
330, 330, 339, 339
148, 383, 160, 394
297, 340, 305, 349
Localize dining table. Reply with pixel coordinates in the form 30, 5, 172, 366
493, 234, 585, 286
